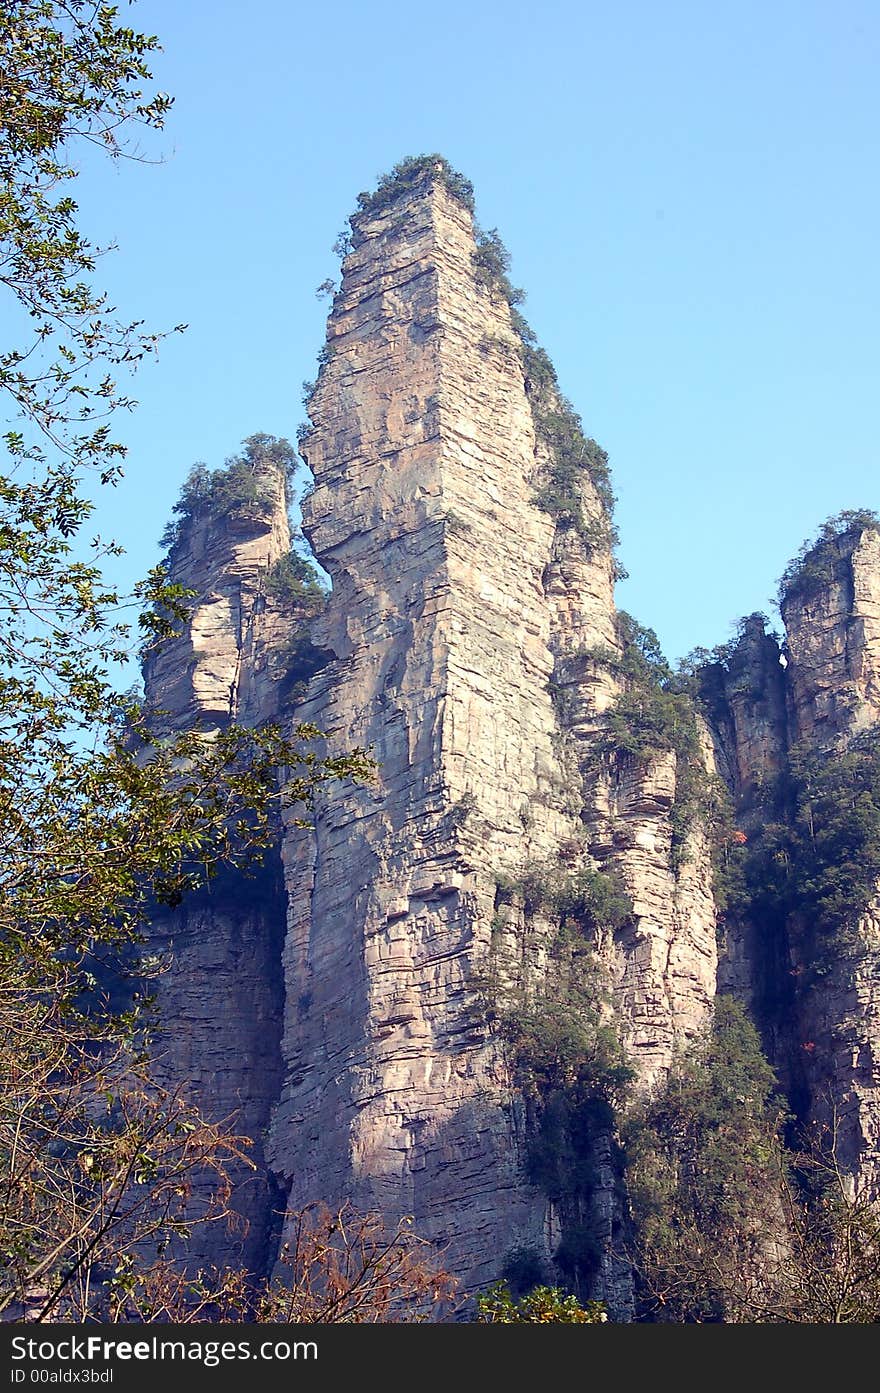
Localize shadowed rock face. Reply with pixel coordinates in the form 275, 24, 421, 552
780, 530, 880, 1191
144, 167, 880, 1303
140, 464, 307, 1269
711, 532, 880, 1197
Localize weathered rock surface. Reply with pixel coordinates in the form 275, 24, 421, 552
711, 533, 880, 1197
267, 171, 718, 1301
143, 164, 880, 1307
783, 527, 880, 748
141, 466, 303, 1269
144, 465, 292, 734
781, 530, 880, 1193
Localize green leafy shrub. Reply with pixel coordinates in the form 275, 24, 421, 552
503, 860, 632, 935
476, 1281, 607, 1323
466, 224, 618, 556
625, 998, 785, 1322
354, 154, 475, 219
484, 912, 633, 1294
729, 729, 880, 970
161, 435, 298, 551
530, 408, 616, 535
472, 226, 525, 306
264, 551, 325, 605
498, 926, 632, 1102
590, 613, 730, 873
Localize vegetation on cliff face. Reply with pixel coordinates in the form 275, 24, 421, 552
354, 153, 476, 219
699, 518, 880, 975
159, 433, 300, 552
584, 612, 735, 876
626, 998, 784, 1321
333, 157, 621, 563
264, 550, 325, 604
778, 508, 880, 608
717, 728, 880, 976
158, 432, 328, 652
484, 862, 633, 1291
626, 999, 880, 1323
5, 68, 879, 1326
476, 1282, 606, 1323
469, 222, 619, 557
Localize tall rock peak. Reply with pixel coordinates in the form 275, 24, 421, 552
267, 161, 718, 1301
144, 164, 880, 1312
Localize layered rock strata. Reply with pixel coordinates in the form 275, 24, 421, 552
267, 172, 718, 1295
143, 166, 880, 1305
711, 532, 880, 1195
142, 469, 303, 1270
780, 529, 880, 1192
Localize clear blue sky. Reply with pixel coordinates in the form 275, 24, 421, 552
78, 0, 878, 665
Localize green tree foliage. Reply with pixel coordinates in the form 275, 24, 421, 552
476, 1281, 606, 1323
589, 613, 733, 873
625, 998, 785, 1322
594, 613, 692, 761
1, 0, 177, 482
467, 222, 618, 554
471, 226, 525, 306
0, 0, 183, 724
353, 154, 475, 219
729, 729, 880, 970
160, 434, 299, 551
0, 708, 374, 1318
627, 1008, 880, 1323
0, 5, 375, 1319
485, 868, 633, 1291
264, 550, 325, 604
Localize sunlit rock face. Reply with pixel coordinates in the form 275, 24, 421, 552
141, 463, 304, 1271
144, 164, 880, 1304
266, 170, 716, 1302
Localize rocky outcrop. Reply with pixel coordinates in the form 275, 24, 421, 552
710, 531, 880, 1197
266, 168, 719, 1302
144, 464, 292, 734
141, 464, 306, 1270
143, 160, 880, 1307
783, 527, 880, 748
781, 528, 880, 1193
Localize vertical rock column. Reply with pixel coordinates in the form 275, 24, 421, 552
141, 468, 294, 1270
269, 169, 723, 1292
781, 527, 880, 1192
270, 174, 613, 1287
144, 464, 292, 732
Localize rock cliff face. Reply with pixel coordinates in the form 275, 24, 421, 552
260, 171, 725, 1302
144, 162, 880, 1304
711, 530, 880, 1196
142, 465, 308, 1270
